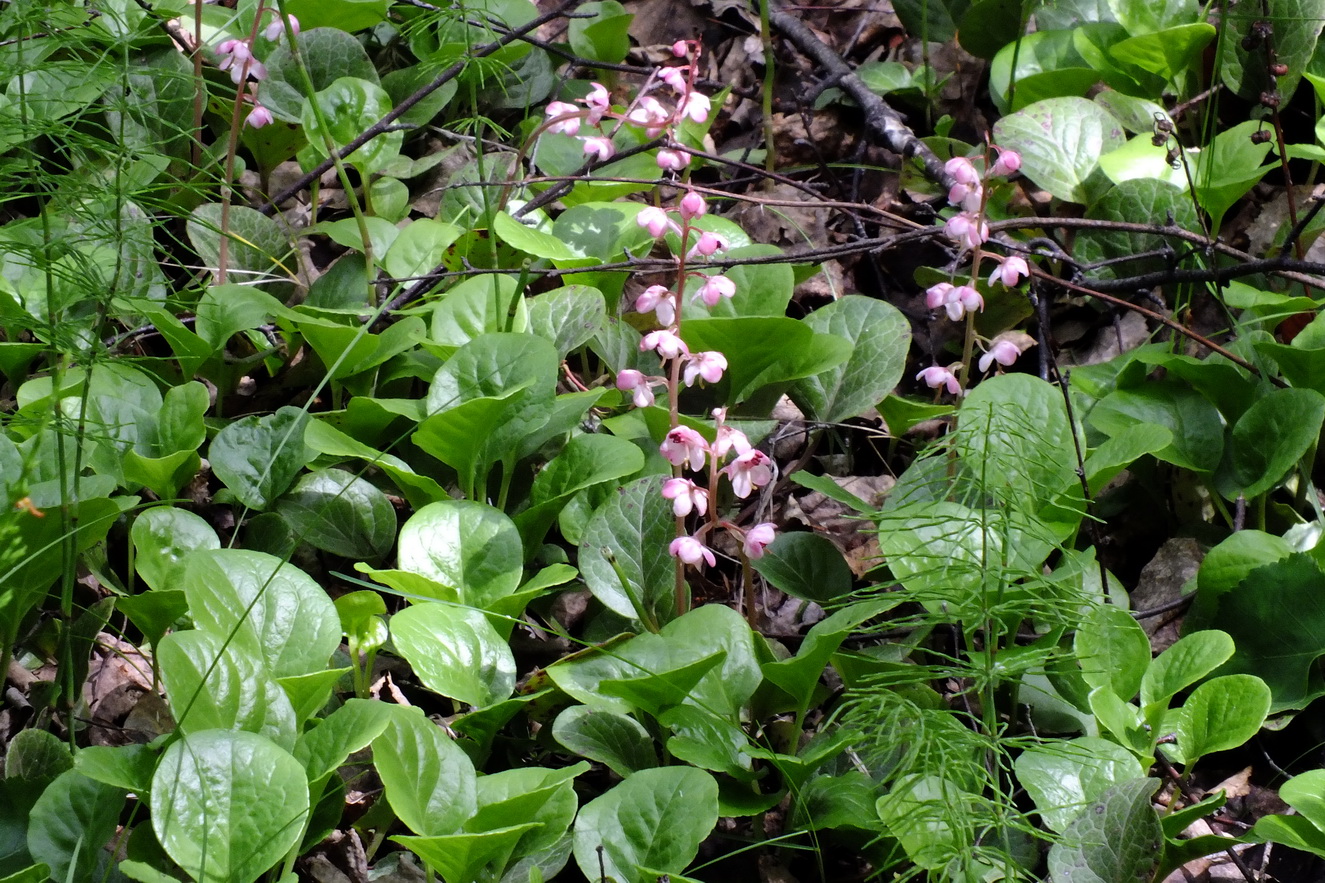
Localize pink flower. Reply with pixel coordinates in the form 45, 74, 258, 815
263, 13, 299, 41
681, 91, 711, 123
641, 328, 689, 359
670, 535, 716, 568
945, 156, 981, 187
616, 369, 661, 408
216, 40, 266, 84
925, 282, 954, 311
743, 522, 777, 559
660, 66, 689, 93
662, 478, 709, 517
990, 148, 1022, 177
582, 136, 615, 161
988, 256, 1029, 287
979, 339, 1022, 373
636, 205, 678, 238
246, 103, 274, 128
627, 96, 670, 135
544, 101, 581, 135
635, 285, 675, 325
945, 212, 988, 251
916, 366, 963, 396
714, 424, 751, 458
687, 231, 728, 258
950, 285, 983, 320
948, 181, 982, 212
657, 148, 690, 171
673, 40, 690, 58
661, 426, 709, 471
679, 191, 706, 220
683, 351, 727, 386
722, 449, 773, 498
695, 274, 735, 306
581, 82, 611, 124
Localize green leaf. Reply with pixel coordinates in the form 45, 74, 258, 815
1074, 605, 1151, 700
1108, 23, 1213, 82
659, 705, 756, 778
1015, 737, 1142, 833
194, 284, 295, 350
515, 433, 644, 551
597, 652, 728, 716
568, 0, 632, 63
891, 0, 967, 42
383, 218, 462, 280
395, 828, 537, 882
551, 707, 657, 777
1189, 531, 1291, 626
526, 285, 606, 357
186, 206, 291, 291
26, 770, 124, 883
426, 275, 532, 353
790, 295, 910, 423
281, 0, 390, 31
1216, 387, 1325, 500
261, 27, 379, 123
296, 698, 394, 784
1220, 0, 1325, 104
1276, 769, 1325, 837
990, 30, 1100, 114
762, 601, 899, 714
209, 407, 312, 510
957, 0, 1027, 60
876, 500, 1004, 615
1046, 778, 1162, 883
151, 730, 309, 883
1140, 630, 1234, 711
578, 475, 677, 622
1088, 382, 1223, 473
1208, 554, 1325, 710
572, 767, 718, 883
275, 468, 396, 559
4, 730, 72, 783
681, 317, 851, 403
1171, 674, 1271, 765
73, 744, 155, 794
394, 500, 524, 612
184, 549, 341, 679
751, 532, 854, 604
391, 602, 516, 707
372, 706, 478, 837
991, 97, 1126, 203
493, 211, 583, 263
302, 77, 401, 174
1075, 179, 1202, 280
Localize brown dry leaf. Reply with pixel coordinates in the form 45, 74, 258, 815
784, 474, 892, 577
624, 0, 709, 53
770, 110, 852, 167
1133, 537, 1203, 652
727, 183, 831, 248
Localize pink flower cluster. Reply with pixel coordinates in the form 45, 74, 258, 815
941, 147, 1020, 252
214, 11, 299, 129
542, 41, 714, 170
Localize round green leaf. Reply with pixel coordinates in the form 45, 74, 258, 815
302, 77, 401, 174
992, 97, 1127, 203
276, 467, 396, 559
551, 706, 657, 777
1172, 674, 1271, 764
572, 767, 718, 883
209, 406, 312, 510
1218, 388, 1325, 500
372, 707, 478, 837
1074, 604, 1151, 701
151, 730, 309, 883
790, 294, 910, 423
579, 476, 677, 621
1046, 778, 1162, 883
1015, 737, 1141, 833
396, 500, 523, 610
27, 771, 124, 883
568, 0, 632, 64
261, 27, 380, 123
751, 532, 853, 604
391, 602, 516, 707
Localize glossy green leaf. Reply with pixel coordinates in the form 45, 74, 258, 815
186, 206, 291, 291
295, 698, 395, 785
790, 295, 909, 423
391, 602, 516, 707
1140, 630, 1234, 711
1046, 778, 1162, 883
151, 730, 309, 883
751, 532, 853, 604
991, 97, 1126, 203
383, 218, 462, 280
514, 432, 644, 551
1171, 674, 1270, 765
1074, 605, 1151, 700
659, 705, 755, 778
579, 476, 676, 622
73, 745, 155, 795
762, 600, 900, 713
1217, 387, 1325, 500
526, 285, 606, 357
568, 0, 632, 63
372, 706, 477, 836
1015, 737, 1142, 833
302, 77, 401, 174
261, 27, 379, 123
681, 317, 850, 403
4, 730, 71, 783
1088, 382, 1223, 472
551, 706, 657, 777
184, 549, 340, 678
26, 770, 124, 883
275, 468, 396, 559
1075, 178, 1202, 280
572, 767, 718, 883
990, 30, 1100, 114
1220, 0, 1325, 104
209, 407, 312, 510
395, 500, 523, 611
395, 828, 536, 882
1108, 23, 1213, 82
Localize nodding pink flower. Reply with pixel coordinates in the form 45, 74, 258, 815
627, 96, 670, 135
683, 351, 727, 386
722, 449, 773, 498
641, 328, 689, 359
989, 255, 1029, 287
679, 191, 707, 220
945, 212, 988, 251
681, 91, 711, 123
616, 369, 662, 408
662, 478, 709, 517
948, 181, 981, 211
670, 535, 716, 568
743, 522, 777, 559
635, 285, 675, 325
661, 426, 709, 471
659, 66, 689, 93
673, 40, 690, 58
695, 273, 736, 307
581, 82, 611, 124
544, 101, 582, 135
657, 148, 690, 171
714, 424, 751, 458
636, 205, 678, 238
263, 13, 299, 41
979, 339, 1022, 373
948, 285, 983, 321
246, 103, 274, 128
990, 148, 1022, 177
925, 282, 954, 312
216, 40, 266, 84
916, 365, 964, 396
945, 156, 981, 187
582, 136, 615, 162
687, 231, 729, 258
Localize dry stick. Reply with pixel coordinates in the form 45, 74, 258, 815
767, 5, 956, 194
255, 0, 580, 217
